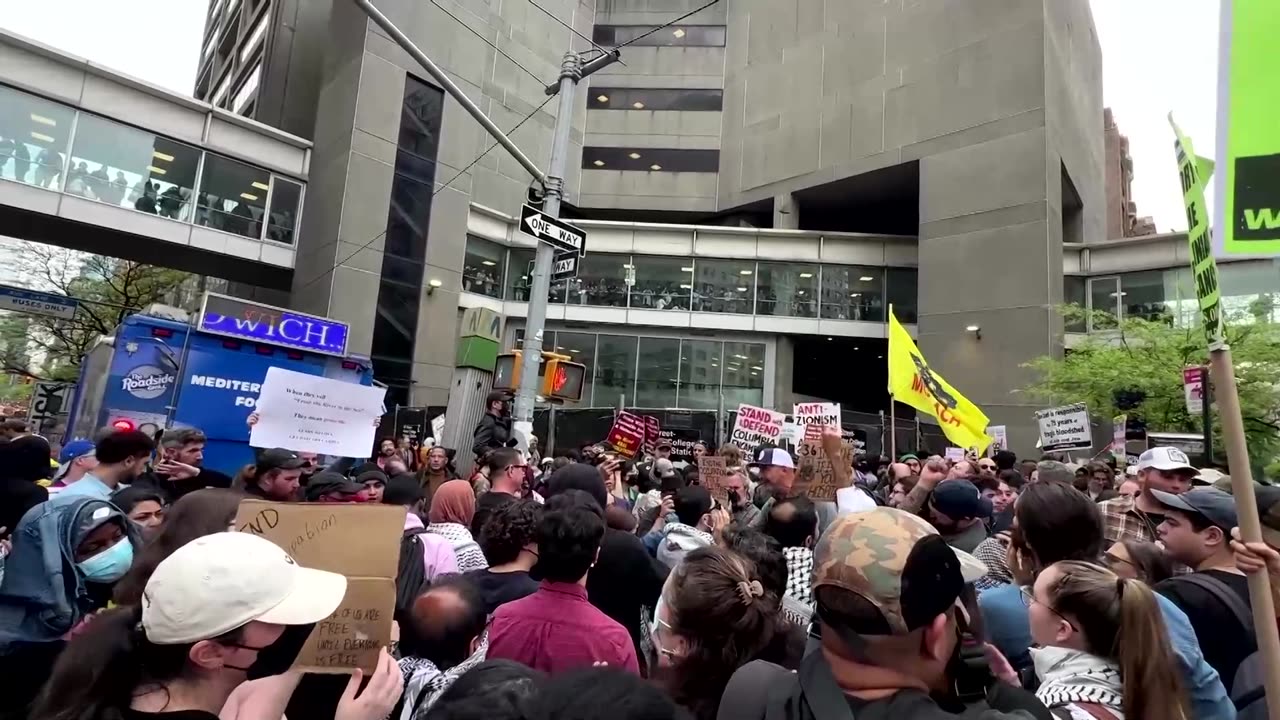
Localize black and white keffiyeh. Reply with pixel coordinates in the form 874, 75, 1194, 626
783, 546, 814, 608
1032, 646, 1125, 717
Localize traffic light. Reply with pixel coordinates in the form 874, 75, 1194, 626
110, 418, 136, 431
541, 359, 586, 403
493, 351, 522, 392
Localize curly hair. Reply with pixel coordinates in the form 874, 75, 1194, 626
479, 498, 544, 566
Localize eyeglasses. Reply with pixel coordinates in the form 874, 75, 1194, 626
1019, 586, 1078, 630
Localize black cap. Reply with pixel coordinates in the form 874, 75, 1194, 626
356, 468, 389, 485
930, 479, 993, 519
256, 447, 307, 472
304, 471, 364, 501
382, 474, 423, 506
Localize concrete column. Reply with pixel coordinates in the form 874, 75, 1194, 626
773, 192, 800, 229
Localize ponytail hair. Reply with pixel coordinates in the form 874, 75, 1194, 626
1044, 560, 1191, 720
32, 605, 245, 720
663, 546, 780, 720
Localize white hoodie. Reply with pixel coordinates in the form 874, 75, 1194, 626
1032, 645, 1125, 719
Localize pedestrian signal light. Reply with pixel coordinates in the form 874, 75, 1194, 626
493, 352, 522, 392
541, 359, 586, 403
110, 418, 136, 432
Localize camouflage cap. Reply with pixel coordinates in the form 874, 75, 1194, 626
813, 506, 987, 634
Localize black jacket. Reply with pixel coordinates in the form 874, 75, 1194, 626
586, 528, 668, 675
472, 411, 513, 460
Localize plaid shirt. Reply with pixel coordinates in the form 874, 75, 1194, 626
1098, 494, 1162, 545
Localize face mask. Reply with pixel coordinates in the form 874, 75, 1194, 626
76, 538, 134, 583
226, 622, 316, 679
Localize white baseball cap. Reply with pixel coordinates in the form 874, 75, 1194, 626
1136, 447, 1197, 474
142, 532, 347, 645
751, 447, 796, 470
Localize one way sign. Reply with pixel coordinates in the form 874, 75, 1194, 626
527, 251, 579, 283
520, 204, 586, 256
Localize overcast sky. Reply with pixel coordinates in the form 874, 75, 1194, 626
0, 0, 1219, 234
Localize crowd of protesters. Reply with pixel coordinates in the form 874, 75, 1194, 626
1, 398, 1278, 720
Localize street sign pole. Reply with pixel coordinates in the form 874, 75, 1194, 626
513, 51, 579, 425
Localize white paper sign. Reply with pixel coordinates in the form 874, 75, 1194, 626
780, 420, 805, 446
1183, 367, 1205, 415
430, 414, 446, 441
730, 404, 785, 452
1034, 403, 1093, 452
988, 425, 1008, 452
945, 447, 966, 462
794, 402, 841, 442
250, 367, 387, 458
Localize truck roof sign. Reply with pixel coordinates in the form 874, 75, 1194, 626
197, 293, 350, 357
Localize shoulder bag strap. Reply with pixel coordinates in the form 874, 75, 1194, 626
1171, 573, 1254, 632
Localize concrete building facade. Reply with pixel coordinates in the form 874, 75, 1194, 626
195, 0, 1111, 451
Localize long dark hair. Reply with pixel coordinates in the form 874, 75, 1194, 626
1045, 561, 1190, 719
113, 489, 244, 605
661, 546, 779, 720
30, 605, 243, 720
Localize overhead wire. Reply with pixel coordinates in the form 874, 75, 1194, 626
613, 0, 721, 49
293, 95, 555, 295
526, 0, 616, 60
427, 0, 545, 85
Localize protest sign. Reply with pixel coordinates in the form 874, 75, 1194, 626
658, 427, 703, 463
1183, 367, 1206, 415
730, 404, 785, 452
698, 454, 729, 504
250, 367, 386, 458
798, 440, 854, 502
1112, 414, 1127, 466
1034, 403, 1092, 452
1171, 117, 1225, 347
430, 413, 446, 441
780, 419, 804, 446
606, 410, 647, 458
794, 402, 841, 442
944, 447, 965, 462
989, 425, 1008, 452
643, 416, 661, 456
234, 500, 404, 672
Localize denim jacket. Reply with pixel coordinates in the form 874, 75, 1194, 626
0, 495, 138, 650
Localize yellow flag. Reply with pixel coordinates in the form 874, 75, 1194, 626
887, 308, 993, 452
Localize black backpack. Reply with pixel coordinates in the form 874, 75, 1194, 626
1170, 574, 1266, 717
396, 527, 429, 623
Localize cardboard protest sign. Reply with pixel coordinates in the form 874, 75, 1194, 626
797, 440, 854, 502
730, 404, 784, 452
234, 500, 404, 672
698, 454, 729, 503
1034, 403, 1092, 452
606, 411, 647, 458
250, 367, 386, 457
794, 402, 841, 442
643, 416, 660, 456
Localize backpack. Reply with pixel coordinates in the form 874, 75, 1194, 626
716, 653, 855, 720
396, 527, 429, 623
1167, 573, 1263, 716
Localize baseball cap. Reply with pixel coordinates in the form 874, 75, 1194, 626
53, 439, 96, 481
750, 447, 796, 470
304, 471, 364, 501
256, 447, 307, 472
1194, 468, 1226, 486
930, 479, 993, 519
1214, 482, 1280, 548
1150, 487, 1238, 532
142, 532, 346, 645
656, 439, 673, 450
813, 507, 987, 635
1136, 447, 1196, 474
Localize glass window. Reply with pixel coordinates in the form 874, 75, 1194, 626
549, 331, 595, 406
0, 85, 75, 189
196, 154, 270, 239
885, 268, 916, 323
583, 147, 720, 173
757, 262, 818, 317
592, 25, 726, 47
1219, 261, 1280, 323
588, 88, 723, 112
68, 113, 200, 221
822, 267, 886, 321
1088, 277, 1120, 330
630, 256, 692, 310
678, 339, 722, 409
370, 280, 418, 361
463, 235, 506, 298
721, 342, 765, 408
265, 177, 301, 245
233, 64, 261, 114
400, 77, 444, 159
1119, 270, 1175, 325
506, 248, 564, 303
567, 253, 629, 308
241, 14, 267, 62
595, 334, 638, 407
634, 337, 680, 408
212, 71, 233, 107
694, 259, 755, 313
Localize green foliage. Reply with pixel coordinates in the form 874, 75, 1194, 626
1, 243, 196, 381
1024, 305, 1280, 474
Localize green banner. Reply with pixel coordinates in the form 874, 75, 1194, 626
1216, 0, 1280, 256
1170, 116, 1224, 348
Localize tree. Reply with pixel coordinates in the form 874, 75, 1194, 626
1023, 305, 1280, 474
1, 243, 198, 381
